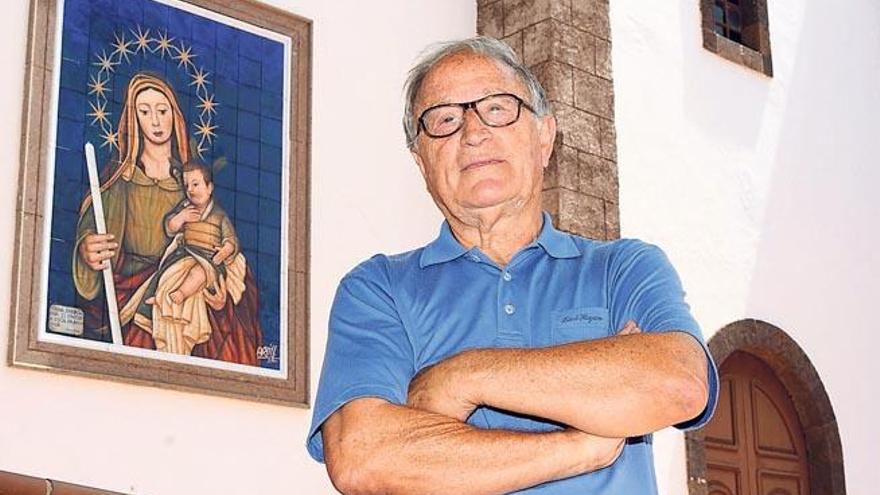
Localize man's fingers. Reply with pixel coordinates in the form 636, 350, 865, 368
605, 439, 626, 467
618, 320, 642, 335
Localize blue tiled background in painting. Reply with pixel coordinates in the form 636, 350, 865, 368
48, 0, 284, 369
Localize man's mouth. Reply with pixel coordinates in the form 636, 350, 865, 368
462, 159, 502, 172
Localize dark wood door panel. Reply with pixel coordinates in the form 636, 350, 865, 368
704, 352, 810, 495
707, 463, 743, 495
705, 378, 738, 448
758, 470, 803, 495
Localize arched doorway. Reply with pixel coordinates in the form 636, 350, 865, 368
686, 319, 845, 495
704, 351, 810, 494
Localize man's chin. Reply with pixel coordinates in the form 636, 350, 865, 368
459, 194, 521, 212
460, 182, 513, 206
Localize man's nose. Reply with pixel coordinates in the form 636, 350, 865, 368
460, 108, 490, 146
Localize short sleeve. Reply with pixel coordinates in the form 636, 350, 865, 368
306, 257, 416, 462
607, 240, 719, 431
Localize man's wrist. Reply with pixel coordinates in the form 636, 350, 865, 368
548, 429, 600, 479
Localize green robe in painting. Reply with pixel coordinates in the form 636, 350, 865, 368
73, 164, 183, 301
71, 162, 262, 365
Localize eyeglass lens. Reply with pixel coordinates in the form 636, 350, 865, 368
421, 94, 522, 137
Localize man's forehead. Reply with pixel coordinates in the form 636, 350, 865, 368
416, 52, 526, 107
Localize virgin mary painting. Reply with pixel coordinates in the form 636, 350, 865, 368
72, 72, 263, 366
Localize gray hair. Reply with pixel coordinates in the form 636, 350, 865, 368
402, 36, 551, 149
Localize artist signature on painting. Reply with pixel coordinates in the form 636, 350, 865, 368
257, 344, 279, 364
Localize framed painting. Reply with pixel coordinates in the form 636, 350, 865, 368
8, 0, 310, 406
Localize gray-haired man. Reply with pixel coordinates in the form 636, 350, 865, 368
307, 36, 718, 494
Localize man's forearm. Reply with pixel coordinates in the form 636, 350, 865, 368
323, 397, 621, 495
413, 331, 709, 438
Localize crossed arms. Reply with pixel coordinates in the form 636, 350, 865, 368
322, 327, 709, 495
318, 243, 713, 494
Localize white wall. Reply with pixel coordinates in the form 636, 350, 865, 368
0, 1, 473, 493
612, 0, 880, 493
6, 0, 875, 493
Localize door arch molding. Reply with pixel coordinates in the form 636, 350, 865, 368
685, 319, 845, 495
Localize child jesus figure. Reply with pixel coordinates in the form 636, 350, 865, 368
162, 161, 237, 304
123, 160, 249, 355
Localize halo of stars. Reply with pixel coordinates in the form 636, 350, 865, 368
87, 25, 219, 158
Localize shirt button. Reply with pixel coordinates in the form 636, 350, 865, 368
504, 304, 515, 315
502, 272, 512, 282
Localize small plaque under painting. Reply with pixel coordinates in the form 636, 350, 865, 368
48, 305, 84, 337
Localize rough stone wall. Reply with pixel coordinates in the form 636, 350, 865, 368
477, 0, 619, 240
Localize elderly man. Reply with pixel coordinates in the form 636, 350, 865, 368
307, 37, 718, 494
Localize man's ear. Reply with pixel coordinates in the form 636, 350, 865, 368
411, 148, 427, 178
538, 115, 557, 168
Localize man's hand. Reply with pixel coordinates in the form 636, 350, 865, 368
618, 320, 641, 335
567, 429, 626, 472
407, 355, 479, 421
323, 398, 627, 495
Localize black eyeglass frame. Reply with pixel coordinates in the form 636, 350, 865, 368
416, 93, 537, 139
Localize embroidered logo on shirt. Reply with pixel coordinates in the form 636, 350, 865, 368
560, 313, 604, 325
554, 307, 609, 329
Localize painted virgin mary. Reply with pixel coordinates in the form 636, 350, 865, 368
73, 72, 263, 365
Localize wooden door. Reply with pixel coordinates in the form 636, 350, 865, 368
703, 351, 810, 495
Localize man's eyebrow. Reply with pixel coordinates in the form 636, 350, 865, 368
423, 88, 515, 108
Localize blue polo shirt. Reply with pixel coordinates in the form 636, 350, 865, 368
308, 212, 719, 494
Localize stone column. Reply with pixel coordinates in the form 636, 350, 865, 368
477, 0, 619, 240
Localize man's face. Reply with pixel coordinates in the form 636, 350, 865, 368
410, 53, 555, 220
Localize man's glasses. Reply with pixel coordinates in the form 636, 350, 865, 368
416, 93, 536, 139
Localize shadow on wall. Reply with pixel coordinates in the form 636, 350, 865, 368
738, 0, 879, 490
745, 1, 880, 332
743, 9, 880, 490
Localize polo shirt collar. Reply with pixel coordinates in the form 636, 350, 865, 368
420, 221, 468, 268
534, 211, 581, 259
420, 211, 581, 268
